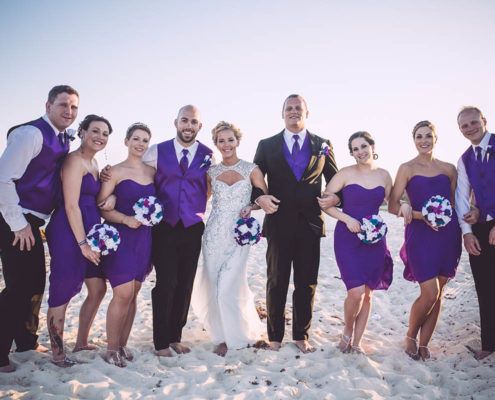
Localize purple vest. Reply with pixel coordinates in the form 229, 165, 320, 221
155, 140, 212, 228
461, 133, 495, 222
14, 118, 69, 215
283, 133, 311, 181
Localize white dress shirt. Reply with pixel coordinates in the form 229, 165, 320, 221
455, 131, 493, 235
283, 128, 306, 153
0, 115, 63, 231
142, 139, 199, 170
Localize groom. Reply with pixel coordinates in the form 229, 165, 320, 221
253, 94, 338, 353
145, 105, 213, 357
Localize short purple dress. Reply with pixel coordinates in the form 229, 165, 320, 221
400, 174, 461, 283
101, 180, 154, 288
334, 184, 393, 291
46, 173, 102, 307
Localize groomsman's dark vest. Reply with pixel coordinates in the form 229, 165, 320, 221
154, 139, 212, 228
461, 133, 495, 223
8, 117, 69, 215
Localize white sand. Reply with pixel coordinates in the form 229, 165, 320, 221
1, 210, 494, 399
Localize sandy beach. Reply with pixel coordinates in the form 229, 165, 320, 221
0, 209, 494, 399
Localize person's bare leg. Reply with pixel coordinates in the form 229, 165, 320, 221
352, 286, 372, 351
119, 281, 141, 361
74, 278, 106, 351
47, 303, 76, 367
338, 286, 365, 352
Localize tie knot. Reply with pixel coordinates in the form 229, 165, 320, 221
292, 135, 300, 142
182, 149, 189, 156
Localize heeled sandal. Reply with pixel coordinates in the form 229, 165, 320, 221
418, 345, 431, 361
119, 346, 133, 361
105, 350, 127, 368
51, 356, 78, 368
338, 333, 352, 353
405, 336, 419, 360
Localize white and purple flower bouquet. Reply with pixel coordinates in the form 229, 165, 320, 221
86, 223, 120, 255
233, 217, 262, 246
133, 196, 163, 226
357, 214, 387, 244
422, 195, 452, 228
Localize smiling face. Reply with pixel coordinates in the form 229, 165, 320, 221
282, 96, 308, 133
458, 110, 487, 145
46, 92, 79, 132
350, 137, 374, 164
215, 129, 239, 161
174, 106, 202, 146
414, 126, 437, 154
125, 128, 150, 157
81, 121, 110, 152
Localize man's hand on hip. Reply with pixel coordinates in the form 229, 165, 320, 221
463, 233, 481, 256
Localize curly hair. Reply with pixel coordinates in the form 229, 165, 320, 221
211, 121, 242, 144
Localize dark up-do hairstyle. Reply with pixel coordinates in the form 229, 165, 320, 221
126, 122, 152, 140
77, 114, 113, 138
347, 131, 375, 154
47, 85, 79, 103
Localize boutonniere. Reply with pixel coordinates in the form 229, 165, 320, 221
318, 142, 330, 158
487, 145, 494, 162
66, 128, 77, 142
201, 154, 212, 168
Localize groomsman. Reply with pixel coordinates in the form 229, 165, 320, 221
253, 94, 338, 352
455, 106, 495, 360
0, 85, 79, 372
144, 105, 212, 357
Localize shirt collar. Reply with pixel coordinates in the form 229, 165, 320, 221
284, 128, 306, 142
173, 138, 198, 157
42, 114, 63, 135
471, 131, 491, 151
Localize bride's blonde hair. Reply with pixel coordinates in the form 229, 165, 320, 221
211, 121, 242, 144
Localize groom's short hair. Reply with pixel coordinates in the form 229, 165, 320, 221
282, 94, 308, 113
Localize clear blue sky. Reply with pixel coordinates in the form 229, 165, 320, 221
1, 0, 494, 176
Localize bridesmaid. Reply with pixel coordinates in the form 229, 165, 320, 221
389, 120, 461, 360
321, 131, 394, 355
97, 123, 155, 367
46, 114, 112, 366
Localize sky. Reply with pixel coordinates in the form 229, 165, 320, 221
1, 0, 495, 178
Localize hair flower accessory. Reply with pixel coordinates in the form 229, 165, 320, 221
422, 195, 452, 227
86, 223, 120, 255
133, 196, 163, 226
233, 217, 262, 246
357, 214, 387, 244
318, 142, 330, 158
201, 154, 212, 168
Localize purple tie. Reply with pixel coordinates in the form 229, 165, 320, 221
475, 146, 483, 167
292, 135, 300, 161
180, 149, 189, 174
58, 132, 65, 145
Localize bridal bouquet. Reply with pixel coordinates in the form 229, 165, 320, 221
86, 223, 120, 255
233, 217, 262, 246
357, 214, 387, 244
133, 196, 163, 226
422, 195, 452, 228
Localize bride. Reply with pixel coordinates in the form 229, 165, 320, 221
191, 121, 267, 356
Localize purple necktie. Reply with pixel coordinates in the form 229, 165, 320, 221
292, 135, 300, 161
475, 146, 483, 167
180, 149, 189, 174
58, 132, 65, 145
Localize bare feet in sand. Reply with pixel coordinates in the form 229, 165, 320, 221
214, 343, 228, 357
0, 364, 15, 373
170, 342, 191, 354
295, 340, 315, 353
418, 345, 431, 361
474, 350, 493, 360
405, 336, 419, 360
155, 348, 174, 357
73, 344, 98, 353
268, 341, 282, 351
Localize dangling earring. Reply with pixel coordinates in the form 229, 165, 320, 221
373, 153, 378, 160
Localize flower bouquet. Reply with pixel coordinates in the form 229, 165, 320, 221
86, 223, 120, 255
133, 195, 163, 226
422, 195, 452, 228
357, 214, 387, 244
233, 217, 262, 246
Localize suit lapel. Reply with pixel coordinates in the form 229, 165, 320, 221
300, 132, 320, 180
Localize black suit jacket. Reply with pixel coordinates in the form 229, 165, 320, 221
253, 130, 338, 238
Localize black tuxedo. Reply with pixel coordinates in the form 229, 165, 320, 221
253, 130, 338, 342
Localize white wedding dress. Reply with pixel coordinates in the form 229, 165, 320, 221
191, 160, 264, 349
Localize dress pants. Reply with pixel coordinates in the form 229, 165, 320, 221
151, 220, 204, 351
0, 214, 45, 367
470, 220, 495, 351
266, 214, 320, 342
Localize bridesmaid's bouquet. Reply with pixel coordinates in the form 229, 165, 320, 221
357, 215, 387, 244
233, 217, 262, 246
86, 223, 120, 255
422, 195, 452, 228
133, 196, 164, 226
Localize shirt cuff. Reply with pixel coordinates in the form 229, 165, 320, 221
6, 213, 29, 232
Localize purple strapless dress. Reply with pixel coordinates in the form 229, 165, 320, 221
334, 184, 393, 291
46, 173, 102, 307
400, 174, 461, 283
101, 180, 154, 288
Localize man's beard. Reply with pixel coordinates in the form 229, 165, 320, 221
177, 129, 197, 143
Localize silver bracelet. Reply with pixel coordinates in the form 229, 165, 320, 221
78, 239, 87, 246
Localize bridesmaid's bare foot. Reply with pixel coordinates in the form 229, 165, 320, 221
73, 344, 98, 353
34, 344, 50, 353
295, 340, 316, 353
418, 345, 431, 361
0, 364, 15, 373
155, 348, 174, 357
213, 343, 228, 357
337, 333, 352, 353
474, 350, 493, 360
170, 342, 191, 354
405, 336, 419, 360
268, 341, 282, 351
